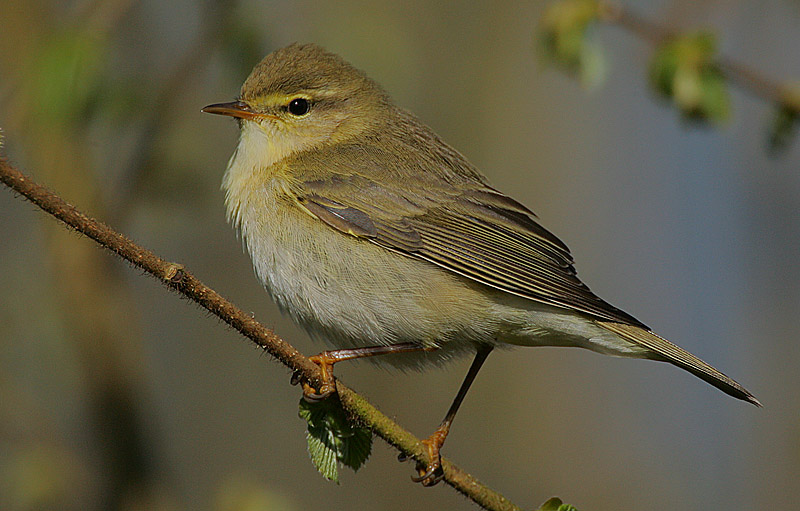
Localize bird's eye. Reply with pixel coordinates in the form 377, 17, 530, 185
287, 98, 311, 116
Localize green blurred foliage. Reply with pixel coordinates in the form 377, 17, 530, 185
769, 103, 799, 153
213, 476, 297, 511
648, 32, 731, 124
768, 86, 800, 153
26, 28, 109, 126
1, 444, 84, 510
539, 0, 606, 88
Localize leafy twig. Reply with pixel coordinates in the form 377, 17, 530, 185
540, 0, 800, 149
596, 0, 798, 111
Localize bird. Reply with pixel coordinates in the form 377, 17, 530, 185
202, 42, 760, 485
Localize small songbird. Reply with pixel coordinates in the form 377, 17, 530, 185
203, 43, 759, 485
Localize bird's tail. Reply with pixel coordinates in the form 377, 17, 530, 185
597, 321, 761, 407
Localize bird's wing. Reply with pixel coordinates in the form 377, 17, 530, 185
286, 143, 761, 405
295, 174, 766, 405
289, 154, 645, 326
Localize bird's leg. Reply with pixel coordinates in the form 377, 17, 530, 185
293, 342, 435, 400
410, 344, 493, 486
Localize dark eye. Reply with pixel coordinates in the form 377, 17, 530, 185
287, 97, 310, 116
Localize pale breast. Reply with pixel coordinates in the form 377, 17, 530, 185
223, 158, 508, 366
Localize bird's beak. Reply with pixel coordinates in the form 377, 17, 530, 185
201, 100, 264, 120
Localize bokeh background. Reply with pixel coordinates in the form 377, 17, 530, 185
1, 1, 798, 510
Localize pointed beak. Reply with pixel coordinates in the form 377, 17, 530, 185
201, 100, 263, 120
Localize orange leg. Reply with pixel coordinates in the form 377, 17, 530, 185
294, 342, 435, 401
410, 344, 493, 486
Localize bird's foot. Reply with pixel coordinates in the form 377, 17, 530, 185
290, 352, 338, 401
410, 429, 448, 486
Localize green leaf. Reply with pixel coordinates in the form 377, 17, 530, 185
536, 497, 579, 511
648, 31, 730, 124
306, 428, 340, 482
539, 0, 605, 88
298, 398, 372, 483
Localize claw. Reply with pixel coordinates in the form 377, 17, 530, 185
411, 463, 441, 485
410, 431, 446, 486
302, 381, 335, 402
398, 444, 443, 485
426, 470, 445, 486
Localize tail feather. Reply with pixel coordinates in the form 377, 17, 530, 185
597, 321, 761, 407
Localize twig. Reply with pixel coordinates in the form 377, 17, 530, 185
597, 0, 800, 112
0, 153, 523, 511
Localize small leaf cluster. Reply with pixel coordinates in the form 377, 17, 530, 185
298, 397, 372, 483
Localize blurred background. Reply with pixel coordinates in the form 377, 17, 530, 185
1, 1, 798, 510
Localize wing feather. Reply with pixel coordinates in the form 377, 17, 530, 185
598, 322, 761, 406
295, 168, 643, 326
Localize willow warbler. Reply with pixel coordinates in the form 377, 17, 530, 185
203, 43, 759, 484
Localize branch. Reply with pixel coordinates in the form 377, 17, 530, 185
541, 0, 800, 147
596, 0, 800, 112
0, 153, 524, 511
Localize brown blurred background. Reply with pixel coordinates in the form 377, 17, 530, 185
1, 1, 798, 510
